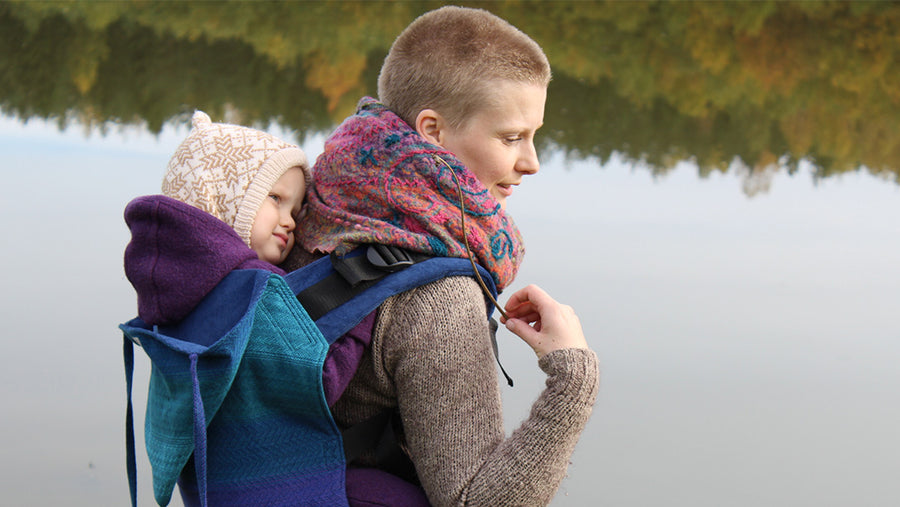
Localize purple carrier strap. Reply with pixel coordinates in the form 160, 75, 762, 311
322, 312, 377, 407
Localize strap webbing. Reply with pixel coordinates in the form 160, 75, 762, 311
297, 246, 430, 321
341, 409, 418, 486
300, 246, 515, 386
341, 410, 391, 464
296, 272, 375, 321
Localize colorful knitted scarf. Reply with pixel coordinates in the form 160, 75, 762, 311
299, 97, 524, 290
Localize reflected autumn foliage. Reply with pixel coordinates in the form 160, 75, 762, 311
2, 1, 898, 191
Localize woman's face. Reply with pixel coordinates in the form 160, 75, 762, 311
436, 82, 546, 210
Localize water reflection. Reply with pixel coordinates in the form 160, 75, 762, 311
1, 3, 899, 506
2, 1, 898, 194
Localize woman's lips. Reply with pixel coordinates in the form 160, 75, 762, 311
496, 183, 515, 197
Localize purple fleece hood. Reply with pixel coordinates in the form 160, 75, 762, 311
123, 195, 283, 326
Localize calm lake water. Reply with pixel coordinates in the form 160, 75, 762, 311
1, 2, 899, 506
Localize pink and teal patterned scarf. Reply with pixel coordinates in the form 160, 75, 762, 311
299, 97, 524, 290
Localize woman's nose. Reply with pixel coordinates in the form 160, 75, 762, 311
517, 141, 540, 175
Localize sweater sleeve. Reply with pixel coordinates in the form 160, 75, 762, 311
369, 276, 600, 506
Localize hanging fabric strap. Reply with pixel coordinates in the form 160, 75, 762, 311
124, 337, 137, 507
123, 337, 211, 507
189, 353, 209, 507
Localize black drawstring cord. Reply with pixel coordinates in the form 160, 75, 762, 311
432, 154, 509, 321
433, 154, 514, 387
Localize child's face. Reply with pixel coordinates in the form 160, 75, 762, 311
249, 166, 306, 265
437, 81, 546, 210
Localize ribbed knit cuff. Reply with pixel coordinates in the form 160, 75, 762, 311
538, 348, 600, 406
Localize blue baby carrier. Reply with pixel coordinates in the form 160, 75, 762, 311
120, 245, 499, 506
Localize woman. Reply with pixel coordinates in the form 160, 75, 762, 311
293, 7, 599, 506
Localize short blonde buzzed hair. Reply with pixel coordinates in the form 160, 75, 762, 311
378, 6, 551, 129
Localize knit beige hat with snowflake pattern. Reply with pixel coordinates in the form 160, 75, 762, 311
161, 111, 310, 245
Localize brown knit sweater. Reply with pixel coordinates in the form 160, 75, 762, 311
331, 275, 600, 506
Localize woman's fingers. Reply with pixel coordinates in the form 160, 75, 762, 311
501, 284, 589, 359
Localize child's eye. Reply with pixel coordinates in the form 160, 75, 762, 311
268, 194, 281, 203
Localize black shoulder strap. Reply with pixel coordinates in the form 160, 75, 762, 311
287, 245, 499, 344
291, 244, 513, 386
298, 245, 515, 474
295, 245, 431, 321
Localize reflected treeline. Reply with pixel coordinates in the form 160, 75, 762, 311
2, 1, 898, 191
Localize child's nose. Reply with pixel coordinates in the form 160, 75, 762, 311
282, 211, 296, 230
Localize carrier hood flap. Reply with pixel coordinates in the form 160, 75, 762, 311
123, 195, 281, 325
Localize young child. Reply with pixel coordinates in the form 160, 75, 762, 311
122, 112, 353, 507
295, 6, 599, 506
125, 111, 310, 326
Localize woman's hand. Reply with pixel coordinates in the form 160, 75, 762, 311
500, 284, 589, 359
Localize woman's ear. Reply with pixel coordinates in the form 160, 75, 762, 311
415, 109, 445, 146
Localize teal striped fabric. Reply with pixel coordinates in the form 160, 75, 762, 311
121, 269, 348, 506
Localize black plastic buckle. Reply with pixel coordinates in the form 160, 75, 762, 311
366, 244, 415, 272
